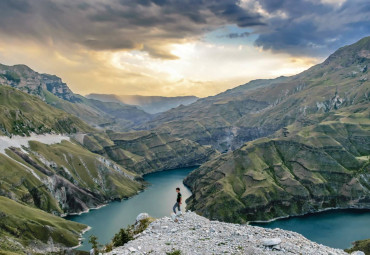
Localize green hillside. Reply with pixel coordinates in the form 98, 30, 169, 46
183, 37, 370, 223
0, 196, 86, 254
0, 85, 92, 136
184, 105, 370, 223
81, 130, 220, 174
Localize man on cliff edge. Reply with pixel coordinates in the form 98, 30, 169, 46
173, 187, 182, 214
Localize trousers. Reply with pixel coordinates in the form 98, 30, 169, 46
173, 202, 181, 213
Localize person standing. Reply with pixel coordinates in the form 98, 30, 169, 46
173, 187, 182, 214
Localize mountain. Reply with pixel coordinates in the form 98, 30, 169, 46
185, 105, 370, 222
80, 130, 219, 175
183, 37, 370, 223
0, 85, 92, 136
140, 37, 370, 152
0, 64, 152, 131
0, 86, 144, 251
86, 94, 199, 114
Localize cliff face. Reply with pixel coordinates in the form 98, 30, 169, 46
184, 106, 370, 223
81, 130, 220, 175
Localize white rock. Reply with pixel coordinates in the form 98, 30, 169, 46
136, 213, 149, 222
262, 238, 282, 246
151, 222, 161, 229
176, 211, 183, 216
351, 252, 365, 255
106, 212, 347, 255
128, 247, 137, 252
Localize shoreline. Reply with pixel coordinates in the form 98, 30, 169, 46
71, 226, 92, 250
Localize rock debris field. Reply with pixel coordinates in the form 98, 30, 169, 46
106, 211, 361, 255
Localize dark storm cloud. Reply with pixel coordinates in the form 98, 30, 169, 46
254, 0, 370, 56
0, 0, 263, 58
0, 0, 368, 58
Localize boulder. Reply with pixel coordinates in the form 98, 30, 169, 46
136, 213, 149, 222
351, 252, 365, 255
262, 238, 282, 246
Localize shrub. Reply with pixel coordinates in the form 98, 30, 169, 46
104, 242, 114, 252
88, 235, 100, 255
112, 226, 134, 247
111, 216, 155, 247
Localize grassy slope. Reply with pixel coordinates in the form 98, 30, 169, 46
81, 130, 220, 174
0, 196, 86, 254
0, 85, 92, 136
185, 105, 370, 223
0, 139, 142, 215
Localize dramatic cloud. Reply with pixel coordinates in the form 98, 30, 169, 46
252, 0, 370, 55
0, 0, 368, 96
0, 0, 264, 59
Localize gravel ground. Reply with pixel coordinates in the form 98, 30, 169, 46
106, 211, 352, 255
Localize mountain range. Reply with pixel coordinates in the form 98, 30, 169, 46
0, 36, 369, 253
86, 94, 199, 114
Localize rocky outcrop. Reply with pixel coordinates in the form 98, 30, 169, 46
107, 211, 349, 255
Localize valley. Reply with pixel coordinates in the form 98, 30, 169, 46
0, 36, 369, 254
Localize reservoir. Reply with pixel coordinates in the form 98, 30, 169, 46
67, 167, 194, 251
252, 208, 370, 249
69, 167, 370, 251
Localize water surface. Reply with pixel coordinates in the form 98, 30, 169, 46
252, 209, 370, 249
69, 166, 370, 251
67, 167, 194, 251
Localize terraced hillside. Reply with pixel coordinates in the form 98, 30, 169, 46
141, 37, 370, 152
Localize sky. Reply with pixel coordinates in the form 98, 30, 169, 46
0, 0, 369, 97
